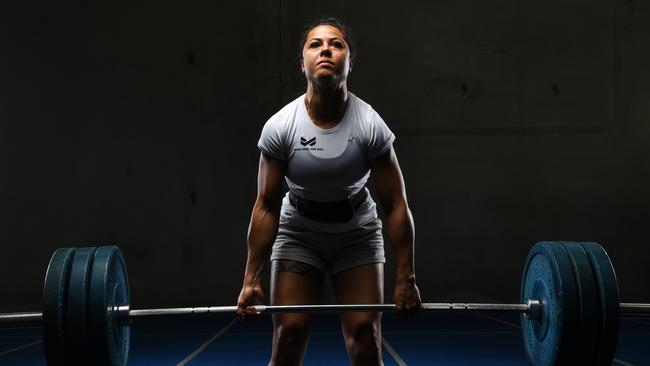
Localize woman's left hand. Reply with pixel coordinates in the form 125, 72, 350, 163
393, 277, 422, 318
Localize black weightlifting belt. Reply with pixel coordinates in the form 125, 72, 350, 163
288, 189, 367, 223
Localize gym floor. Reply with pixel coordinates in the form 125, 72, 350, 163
0, 312, 648, 365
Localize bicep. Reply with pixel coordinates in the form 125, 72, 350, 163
369, 147, 408, 211
256, 152, 285, 211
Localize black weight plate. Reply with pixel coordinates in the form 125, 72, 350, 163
520, 241, 580, 366
88, 246, 131, 366
579, 242, 620, 366
42, 247, 77, 365
66, 247, 97, 362
559, 242, 600, 364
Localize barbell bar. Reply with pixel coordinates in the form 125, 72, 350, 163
0, 301, 541, 325
1, 301, 648, 325
0, 241, 647, 365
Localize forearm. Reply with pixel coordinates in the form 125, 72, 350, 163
243, 201, 280, 285
385, 201, 416, 282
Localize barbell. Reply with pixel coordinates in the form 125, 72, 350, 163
0, 241, 648, 366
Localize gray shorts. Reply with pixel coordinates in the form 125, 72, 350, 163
270, 218, 385, 276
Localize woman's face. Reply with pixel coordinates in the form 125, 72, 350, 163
301, 25, 352, 85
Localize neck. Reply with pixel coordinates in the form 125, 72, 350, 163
305, 82, 349, 125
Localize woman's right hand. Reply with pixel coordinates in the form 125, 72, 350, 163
236, 283, 265, 319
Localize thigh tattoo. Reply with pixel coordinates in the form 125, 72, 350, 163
274, 259, 324, 280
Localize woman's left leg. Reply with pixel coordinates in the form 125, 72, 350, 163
332, 263, 384, 366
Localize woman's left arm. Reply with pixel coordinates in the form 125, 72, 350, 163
370, 147, 422, 317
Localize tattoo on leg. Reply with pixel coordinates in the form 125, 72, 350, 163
275, 260, 324, 280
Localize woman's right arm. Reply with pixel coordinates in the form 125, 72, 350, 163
236, 152, 285, 318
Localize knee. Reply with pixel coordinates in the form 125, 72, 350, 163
270, 320, 310, 366
274, 320, 310, 349
346, 320, 382, 363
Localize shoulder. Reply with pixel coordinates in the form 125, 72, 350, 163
348, 93, 395, 159
349, 92, 377, 124
348, 92, 389, 133
263, 94, 304, 131
258, 95, 304, 159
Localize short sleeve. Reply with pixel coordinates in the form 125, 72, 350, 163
257, 115, 287, 160
366, 111, 396, 160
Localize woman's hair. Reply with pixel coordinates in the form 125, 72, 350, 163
298, 17, 357, 63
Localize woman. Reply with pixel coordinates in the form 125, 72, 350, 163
237, 18, 421, 366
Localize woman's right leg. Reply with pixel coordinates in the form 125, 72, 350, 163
269, 259, 324, 366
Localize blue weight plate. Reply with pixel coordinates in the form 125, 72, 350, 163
579, 242, 620, 366
42, 247, 77, 365
88, 246, 131, 366
520, 241, 580, 366
66, 247, 97, 362
559, 242, 600, 363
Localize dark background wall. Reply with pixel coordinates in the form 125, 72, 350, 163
1, 0, 648, 312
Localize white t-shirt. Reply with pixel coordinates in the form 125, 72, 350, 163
258, 92, 395, 233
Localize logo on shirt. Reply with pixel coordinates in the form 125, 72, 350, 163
300, 137, 317, 146
295, 136, 323, 152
